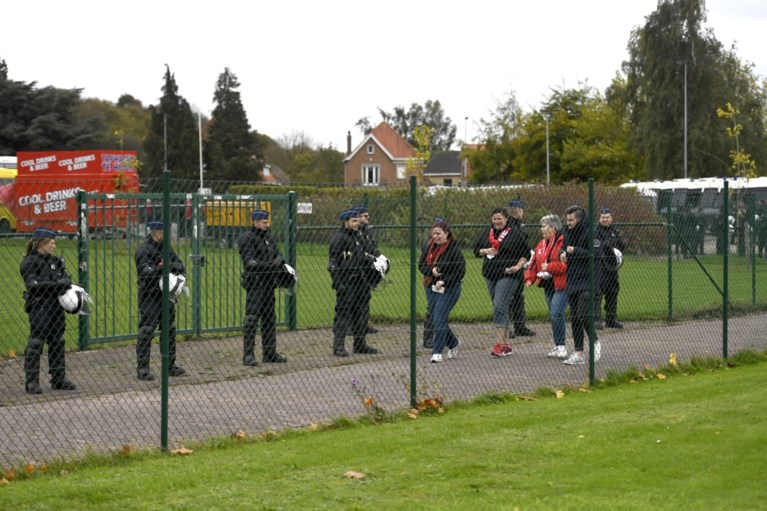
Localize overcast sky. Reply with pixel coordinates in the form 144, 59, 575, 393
4, 0, 765, 150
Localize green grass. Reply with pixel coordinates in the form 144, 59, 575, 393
1, 358, 765, 510
1, 237, 766, 354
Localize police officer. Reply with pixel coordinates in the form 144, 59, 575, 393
328, 208, 379, 357
134, 221, 186, 381
237, 209, 288, 366
595, 207, 626, 329
353, 205, 381, 335
507, 200, 535, 337
20, 227, 77, 394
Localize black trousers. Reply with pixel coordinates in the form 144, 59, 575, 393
596, 273, 620, 323
137, 292, 177, 368
25, 303, 66, 384
568, 290, 596, 352
244, 285, 277, 357
333, 281, 370, 349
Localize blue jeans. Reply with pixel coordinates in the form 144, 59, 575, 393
426, 284, 462, 355
544, 287, 568, 346
485, 277, 519, 328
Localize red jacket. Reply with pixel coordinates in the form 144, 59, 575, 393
524, 232, 567, 291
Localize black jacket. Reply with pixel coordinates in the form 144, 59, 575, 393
419, 240, 466, 288
562, 215, 600, 293
473, 218, 530, 281
596, 224, 626, 272
237, 227, 283, 288
358, 224, 381, 258
328, 227, 374, 290
135, 237, 184, 295
20, 251, 72, 306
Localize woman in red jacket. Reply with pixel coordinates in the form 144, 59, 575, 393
524, 214, 568, 359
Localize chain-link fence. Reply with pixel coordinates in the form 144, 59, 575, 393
1, 179, 765, 469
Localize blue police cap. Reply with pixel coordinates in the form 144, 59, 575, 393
353, 205, 368, 215
600, 207, 612, 214
251, 210, 270, 221
148, 221, 163, 231
508, 200, 526, 209
339, 209, 358, 221
33, 227, 58, 239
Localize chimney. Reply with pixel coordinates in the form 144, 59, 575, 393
346, 131, 352, 156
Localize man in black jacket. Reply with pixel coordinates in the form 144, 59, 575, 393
134, 221, 186, 381
595, 208, 627, 329
559, 206, 601, 365
328, 209, 379, 357
507, 200, 535, 338
237, 209, 288, 366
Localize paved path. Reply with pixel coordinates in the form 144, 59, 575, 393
1, 314, 765, 467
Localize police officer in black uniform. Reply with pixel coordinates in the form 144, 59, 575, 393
237, 209, 288, 366
328, 208, 379, 357
353, 205, 381, 335
595, 208, 627, 329
507, 200, 535, 337
134, 221, 186, 381
20, 227, 77, 394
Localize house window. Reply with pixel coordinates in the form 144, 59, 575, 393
396, 164, 406, 180
367, 144, 375, 155
362, 164, 380, 186
443, 179, 453, 187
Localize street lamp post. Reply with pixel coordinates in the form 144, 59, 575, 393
683, 60, 688, 179
543, 112, 551, 186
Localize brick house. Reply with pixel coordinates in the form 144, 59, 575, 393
343, 123, 417, 186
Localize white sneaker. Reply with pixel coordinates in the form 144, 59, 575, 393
430, 354, 443, 363
447, 341, 461, 359
563, 352, 585, 365
547, 346, 568, 359
594, 341, 602, 362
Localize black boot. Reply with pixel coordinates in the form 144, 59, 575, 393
51, 379, 77, 391
333, 338, 349, 357
49, 337, 75, 390
243, 315, 258, 366
353, 338, 379, 355
263, 351, 288, 363
136, 326, 155, 381
24, 338, 44, 394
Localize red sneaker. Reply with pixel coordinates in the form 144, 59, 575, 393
491, 343, 513, 357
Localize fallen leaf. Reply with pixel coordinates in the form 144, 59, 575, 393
7, 350, 16, 358
40, 465, 49, 474
59, 470, 69, 477
171, 447, 193, 455
0, 478, 9, 486
363, 397, 374, 408
344, 470, 366, 479
555, 390, 565, 399
308, 423, 319, 431
233, 431, 246, 440
437, 407, 445, 414
657, 373, 666, 380
25, 463, 34, 474
407, 412, 418, 420
629, 379, 637, 384
578, 388, 591, 393
5, 469, 15, 480
118, 444, 132, 456
669, 353, 678, 366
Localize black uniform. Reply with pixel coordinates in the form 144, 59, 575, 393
357, 223, 382, 332
505, 216, 533, 336
328, 225, 378, 356
134, 236, 185, 379
237, 226, 286, 364
20, 250, 74, 393
595, 222, 626, 327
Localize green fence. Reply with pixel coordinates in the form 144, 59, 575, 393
0, 179, 765, 469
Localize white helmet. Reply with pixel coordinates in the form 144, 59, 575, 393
613, 248, 624, 269
159, 273, 189, 301
58, 284, 94, 315
276, 263, 299, 295
373, 255, 390, 279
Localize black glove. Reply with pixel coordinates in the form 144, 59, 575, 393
57, 276, 73, 294
272, 254, 284, 267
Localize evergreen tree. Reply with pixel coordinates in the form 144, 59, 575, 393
616, 0, 766, 179
356, 100, 457, 151
142, 65, 199, 180
204, 67, 263, 186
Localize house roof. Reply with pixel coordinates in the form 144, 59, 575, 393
344, 122, 416, 162
425, 151, 462, 175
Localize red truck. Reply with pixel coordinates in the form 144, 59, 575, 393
1, 150, 140, 234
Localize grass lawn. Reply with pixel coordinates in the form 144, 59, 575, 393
0, 360, 765, 510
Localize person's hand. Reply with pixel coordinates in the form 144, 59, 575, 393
541, 262, 548, 271
559, 252, 567, 263
525, 281, 532, 287
435, 280, 445, 290
432, 267, 441, 277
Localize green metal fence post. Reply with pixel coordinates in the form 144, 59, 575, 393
667, 201, 673, 322
723, 180, 729, 359
76, 190, 90, 351
588, 179, 596, 385
191, 193, 202, 335
160, 166, 171, 452
409, 176, 417, 408
286, 191, 297, 330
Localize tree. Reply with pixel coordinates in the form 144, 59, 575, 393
142, 65, 199, 180
463, 89, 523, 184
356, 100, 457, 151
204, 67, 263, 186
615, 0, 766, 179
